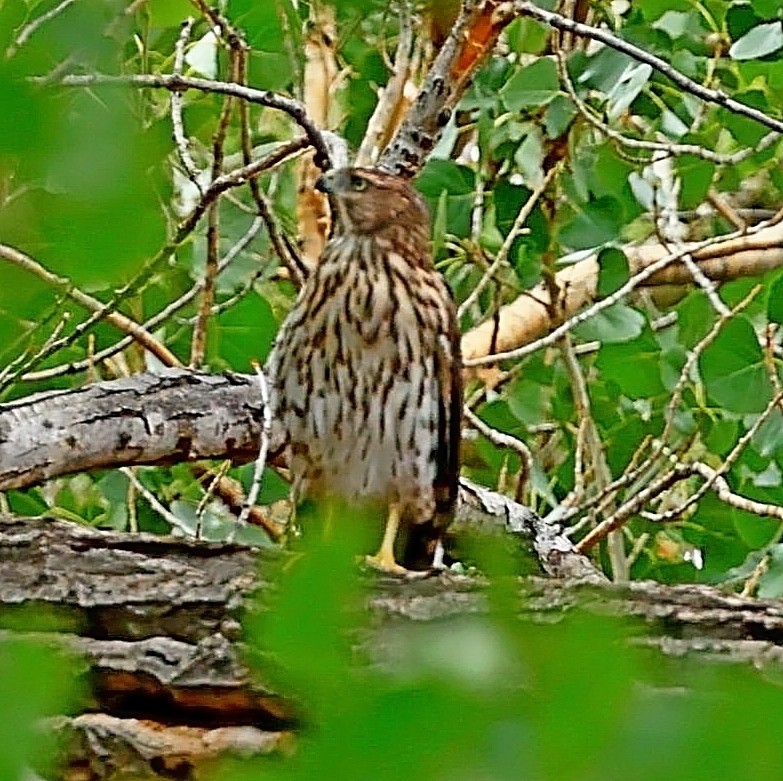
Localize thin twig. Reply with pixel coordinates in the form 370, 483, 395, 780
561, 328, 627, 579
652, 387, 783, 524
235, 47, 307, 286
678, 251, 730, 316
121, 467, 194, 536
179, 136, 310, 236
463, 218, 779, 367
463, 406, 533, 493
659, 285, 760, 445
7, 0, 77, 57
689, 460, 783, 522
458, 165, 555, 319
237, 361, 272, 526
576, 463, 689, 552
190, 52, 240, 367
171, 18, 203, 192
556, 49, 779, 165
22, 216, 265, 382
356, 0, 415, 166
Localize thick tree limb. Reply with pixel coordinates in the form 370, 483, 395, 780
0, 367, 590, 575
0, 370, 265, 491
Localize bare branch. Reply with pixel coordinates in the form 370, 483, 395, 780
179, 137, 309, 237
53, 73, 333, 169
356, 0, 416, 166
380, 1, 506, 177
0, 243, 182, 370
120, 466, 195, 536
457, 165, 555, 319
556, 49, 779, 165
0, 370, 266, 491
237, 364, 272, 526
170, 18, 203, 191
6, 0, 77, 57
463, 407, 533, 496
21, 216, 265, 383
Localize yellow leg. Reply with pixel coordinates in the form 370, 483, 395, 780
365, 504, 409, 576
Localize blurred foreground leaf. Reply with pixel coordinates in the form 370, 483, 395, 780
0, 637, 81, 780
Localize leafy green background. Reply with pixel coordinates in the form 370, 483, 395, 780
3, 0, 783, 777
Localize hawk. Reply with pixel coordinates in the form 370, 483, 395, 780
266, 167, 461, 574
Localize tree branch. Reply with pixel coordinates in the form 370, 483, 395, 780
514, 1, 783, 135
3, 514, 783, 777
462, 221, 783, 366
0, 369, 266, 491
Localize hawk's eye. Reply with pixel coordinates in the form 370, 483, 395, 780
350, 175, 368, 192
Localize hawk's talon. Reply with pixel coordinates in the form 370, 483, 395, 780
363, 554, 434, 580
364, 552, 410, 577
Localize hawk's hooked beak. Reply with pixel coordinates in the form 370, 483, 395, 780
315, 170, 337, 194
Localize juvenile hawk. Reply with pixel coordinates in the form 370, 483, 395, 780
266, 167, 461, 573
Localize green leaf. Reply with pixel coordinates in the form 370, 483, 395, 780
514, 127, 545, 186
574, 303, 645, 343
750, 0, 782, 16
596, 326, 666, 397
690, 494, 752, 580
492, 179, 533, 236
752, 407, 783, 458
148, 0, 192, 27
699, 316, 774, 413
636, 0, 691, 19
507, 377, 548, 426
416, 160, 475, 197
652, 10, 694, 37
677, 291, 713, 347
675, 154, 716, 209
501, 57, 559, 111
0, 638, 80, 780
705, 417, 740, 458
578, 47, 635, 93
544, 94, 577, 138
558, 196, 624, 250
229, 0, 296, 52
757, 545, 783, 598
731, 492, 780, 548
729, 21, 783, 60
768, 274, 783, 325
416, 160, 475, 237
0, 95, 169, 289
661, 343, 688, 391
209, 292, 278, 371
596, 327, 665, 399
506, 17, 549, 55
727, 4, 761, 41
607, 63, 653, 121
596, 247, 630, 296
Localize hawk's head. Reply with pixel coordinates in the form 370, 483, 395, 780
315, 167, 429, 237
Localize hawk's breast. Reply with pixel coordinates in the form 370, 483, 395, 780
268, 237, 448, 523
